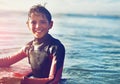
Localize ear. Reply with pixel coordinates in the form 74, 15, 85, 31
49, 21, 53, 29
26, 21, 30, 30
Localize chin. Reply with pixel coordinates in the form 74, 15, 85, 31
34, 32, 47, 38
34, 35, 43, 39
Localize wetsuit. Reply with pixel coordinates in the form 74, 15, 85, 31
24, 34, 65, 78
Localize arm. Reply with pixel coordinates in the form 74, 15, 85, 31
21, 56, 57, 84
21, 56, 63, 84
47, 56, 63, 84
48, 67, 63, 84
0, 48, 27, 67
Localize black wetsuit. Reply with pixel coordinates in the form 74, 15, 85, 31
24, 34, 65, 78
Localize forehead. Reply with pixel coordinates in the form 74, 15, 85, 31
29, 12, 47, 20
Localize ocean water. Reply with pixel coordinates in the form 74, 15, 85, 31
0, 0, 120, 84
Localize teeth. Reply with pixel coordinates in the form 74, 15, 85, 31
37, 30, 42, 32
35, 29, 42, 32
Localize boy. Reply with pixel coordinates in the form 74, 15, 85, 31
0, 4, 65, 84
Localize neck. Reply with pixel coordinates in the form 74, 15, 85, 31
34, 34, 50, 44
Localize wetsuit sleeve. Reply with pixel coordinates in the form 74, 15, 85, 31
0, 47, 27, 67
48, 44, 65, 83
56, 44, 65, 70
21, 56, 61, 84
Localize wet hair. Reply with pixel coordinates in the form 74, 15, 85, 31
28, 4, 52, 23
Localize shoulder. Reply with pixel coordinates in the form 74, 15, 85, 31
50, 35, 64, 46
22, 40, 33, 54
26, 40, 33, 46
49, 35, 65, 55
50, 35, 65, 49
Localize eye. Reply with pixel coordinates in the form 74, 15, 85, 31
40, 20, 48, 24
31, 21, 36, 25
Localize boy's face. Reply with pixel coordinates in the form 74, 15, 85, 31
27, 12, 53, 38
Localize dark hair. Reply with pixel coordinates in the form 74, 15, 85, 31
28, 4, 52, 23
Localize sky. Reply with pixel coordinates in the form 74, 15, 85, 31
0, 0, 120, 15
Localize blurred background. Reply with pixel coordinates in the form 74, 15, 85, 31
0, 0, 120, 84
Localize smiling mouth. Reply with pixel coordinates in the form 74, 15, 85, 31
35, 28, 43, 33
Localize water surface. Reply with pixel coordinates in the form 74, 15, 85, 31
0, 0, 120, 84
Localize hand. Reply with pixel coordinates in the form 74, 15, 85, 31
0, 77, 22, 84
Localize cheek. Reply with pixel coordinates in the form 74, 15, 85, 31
28, 24, 34, 30
28, 26, 35, 33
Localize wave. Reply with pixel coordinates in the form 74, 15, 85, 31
1, 9, 120, 20
54, 13, 120, 19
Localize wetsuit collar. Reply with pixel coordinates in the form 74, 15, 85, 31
34, 34, 51, 44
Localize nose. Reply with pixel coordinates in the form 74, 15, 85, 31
36, 23, 41, 28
